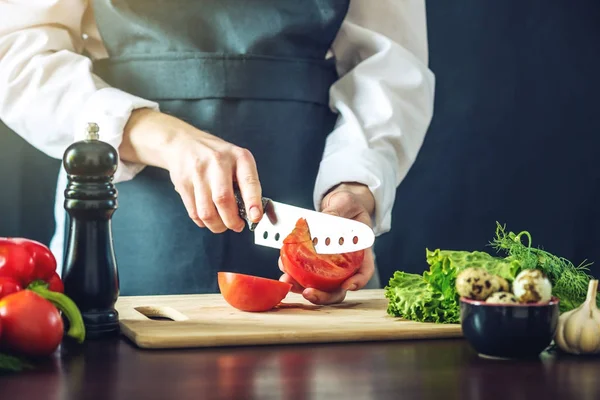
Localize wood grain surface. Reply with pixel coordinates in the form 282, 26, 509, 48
115, 289, 463, 349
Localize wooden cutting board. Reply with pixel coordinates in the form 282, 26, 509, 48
115, 289, 463, 349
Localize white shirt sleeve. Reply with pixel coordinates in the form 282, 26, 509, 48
0, 1, 159, 183
314, 0, 435, 236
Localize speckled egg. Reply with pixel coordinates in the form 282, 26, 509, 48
512, 269, 553, 303
456, 267, 495, 300
485, 291, 519, 304
491, 275, 510, 293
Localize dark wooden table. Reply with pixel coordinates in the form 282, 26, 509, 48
1, 336, 598, 400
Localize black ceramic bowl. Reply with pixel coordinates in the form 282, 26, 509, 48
459, 296, 560, 359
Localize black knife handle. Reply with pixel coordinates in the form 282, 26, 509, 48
233, 182, 270, 231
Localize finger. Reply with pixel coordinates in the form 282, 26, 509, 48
321, 191, 363, 220
341, 249, 375, 291
192, 174, 227, 233
233, 147, 263, 223
302, 287, 347, 305
176, 180, 206, 228
279, 273, 304, 294
278, 256, 286, 272
208, 164, 245, 232
322, 192, 373, 233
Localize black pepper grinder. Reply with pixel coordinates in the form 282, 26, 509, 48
61, 122, 120, 339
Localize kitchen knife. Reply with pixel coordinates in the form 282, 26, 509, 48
234, 186, 375, 255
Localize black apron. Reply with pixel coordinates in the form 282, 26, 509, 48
90, 0, 353, 295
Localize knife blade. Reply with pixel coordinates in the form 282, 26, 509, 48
234, 186, 375, 255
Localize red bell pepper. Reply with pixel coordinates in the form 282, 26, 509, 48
0, 277, 21, 299
0, 238, 84, 345
0, 237, 62, 293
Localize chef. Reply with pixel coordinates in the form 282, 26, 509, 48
0, 1, 434, 304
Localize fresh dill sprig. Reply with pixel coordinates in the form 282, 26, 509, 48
489, 222, 598, 312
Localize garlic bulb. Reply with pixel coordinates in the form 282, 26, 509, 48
555, 279, 600, 355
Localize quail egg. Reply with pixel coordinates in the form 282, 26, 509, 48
491, 275, 510, 293
512, 269, 552, 303
485, 291, 519, 304
456, 267, 495, 300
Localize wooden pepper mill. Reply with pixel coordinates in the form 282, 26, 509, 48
61, 122, 120, 339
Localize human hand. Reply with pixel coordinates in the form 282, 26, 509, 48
278, 182, 376, 305
120, 108, 263, 233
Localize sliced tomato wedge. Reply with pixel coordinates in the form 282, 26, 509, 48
218, 272, 292, 312
280, 218, 364, 292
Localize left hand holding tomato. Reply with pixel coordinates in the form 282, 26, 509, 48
279, 182, 376, 305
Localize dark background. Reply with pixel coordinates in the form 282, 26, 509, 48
0, 124, 60, 243
374, 1, 600, 282
1, 1, 599, 281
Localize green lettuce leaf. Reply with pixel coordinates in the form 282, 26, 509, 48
425, 248, 519, 281
384, 249, 522, 324
384, 272, 433, 322
384, 269, 461, 324
385, 221, 596, 323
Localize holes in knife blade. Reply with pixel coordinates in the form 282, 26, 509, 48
262, 231, 281, 241
314, 237, 353, 247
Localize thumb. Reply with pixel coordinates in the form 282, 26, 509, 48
322, 208, 341, 217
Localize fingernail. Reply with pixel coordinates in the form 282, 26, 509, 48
347, 284, 357, 291
249, 206, 261, 221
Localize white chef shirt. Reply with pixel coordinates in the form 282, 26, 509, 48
0, 0, 435, 264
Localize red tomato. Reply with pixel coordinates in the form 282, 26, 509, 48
0, 277, 22, 299
218, 272, 292, 312
8, 238, 57, 282
46, 272, 64, 293
0, 239, 35, 286
0, 290, 64, 357
280, 218, 364, 292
